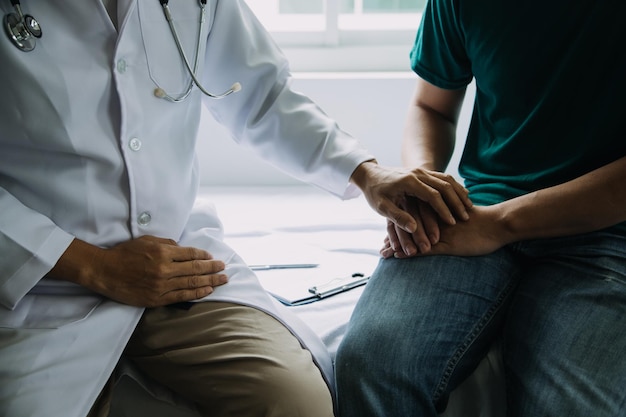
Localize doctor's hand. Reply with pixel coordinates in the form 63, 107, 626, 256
350, 160, 472, 251
49, 236, 228, 307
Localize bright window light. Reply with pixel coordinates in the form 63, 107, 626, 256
244, 0, 425, 72
245, 0, 424, 37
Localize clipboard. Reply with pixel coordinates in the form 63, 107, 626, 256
249, 250, 377, 306
266, 272, 370, 306
308, 273, 369, 299
227, 233, 380, 306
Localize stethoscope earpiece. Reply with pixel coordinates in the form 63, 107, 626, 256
3, 1, 41, 52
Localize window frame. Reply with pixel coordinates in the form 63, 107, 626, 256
245, 0, 423, 73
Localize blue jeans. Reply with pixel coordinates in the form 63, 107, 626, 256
335, 229, 626, 416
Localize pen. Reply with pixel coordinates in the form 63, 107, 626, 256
249, 263, 319, 271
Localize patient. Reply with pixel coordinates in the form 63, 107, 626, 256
0, 2, 472, 417
335, 1, 626, 416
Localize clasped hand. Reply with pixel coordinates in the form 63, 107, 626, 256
354, 162, 509, 258
381, 201, 509, 258
355, 163, 471, 247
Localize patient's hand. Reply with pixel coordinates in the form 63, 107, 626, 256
382, 197, 440, 257
381, 205, 510, 258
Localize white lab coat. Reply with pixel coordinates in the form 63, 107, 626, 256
0, 1, 374, 416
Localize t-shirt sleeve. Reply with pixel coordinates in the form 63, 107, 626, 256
410, 0, 473, 90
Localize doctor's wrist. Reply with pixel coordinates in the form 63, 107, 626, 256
349, 159, 379, 190
48, 238, 102, 289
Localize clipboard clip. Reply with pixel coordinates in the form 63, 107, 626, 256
308, 273, 369, 299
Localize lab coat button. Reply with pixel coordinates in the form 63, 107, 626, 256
116, 59, 127, 73
129, 138, 142, 151
137, 212, 152, 226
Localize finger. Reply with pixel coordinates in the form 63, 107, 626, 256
156, 258, 225, 282
185, 272, 228, 289
380, 235, 395, 257
402, 180, 457, 226
392, 249, 411, 259
454, 182, 473, 208
166, 271, 228, 294
380, 246, 395, 259
430, 171, 472, 207
419, 204, 440, 245
140, 235, 179, 246
141, 269, 228, 306
170, 245, 214, 262
181, 259, 226, 276
396, 221, 425, 256
164, 286, 215, 304
423, 174, 472, 221
377, 198, 419, 233
386, 220, 401, 252
421, 178, 468, 222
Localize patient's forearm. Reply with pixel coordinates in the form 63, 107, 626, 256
401, 105, 457, 172
401, 80, 466, 172
497, 156, 626, 242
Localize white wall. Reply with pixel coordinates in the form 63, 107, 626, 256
196, 72, 475, 186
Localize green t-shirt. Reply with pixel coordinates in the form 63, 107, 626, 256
411, 0, 626, 209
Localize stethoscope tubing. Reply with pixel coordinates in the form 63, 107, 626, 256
156, 0, 241, 102
4, 0, 241, 101
154, 2, 205, 102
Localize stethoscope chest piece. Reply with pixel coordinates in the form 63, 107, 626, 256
4, 5, 41, 52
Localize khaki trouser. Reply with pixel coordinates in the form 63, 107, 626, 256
88, 301, 334, 417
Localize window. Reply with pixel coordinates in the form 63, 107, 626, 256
244, 0, 425, 72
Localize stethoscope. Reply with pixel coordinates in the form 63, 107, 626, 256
154, 0, 241, 102
3, 0, 241, 102
3, 0, 41, 52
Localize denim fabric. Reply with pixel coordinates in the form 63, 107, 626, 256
335, 228, 626, 417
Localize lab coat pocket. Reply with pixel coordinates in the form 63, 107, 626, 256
0, 294, 103, 329
137, 0, 210, 98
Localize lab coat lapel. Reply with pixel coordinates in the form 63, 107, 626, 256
115, 0, 137, 34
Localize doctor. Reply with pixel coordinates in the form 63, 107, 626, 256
0, 1, 472, 416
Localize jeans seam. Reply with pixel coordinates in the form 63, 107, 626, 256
432, 278, 517, 403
